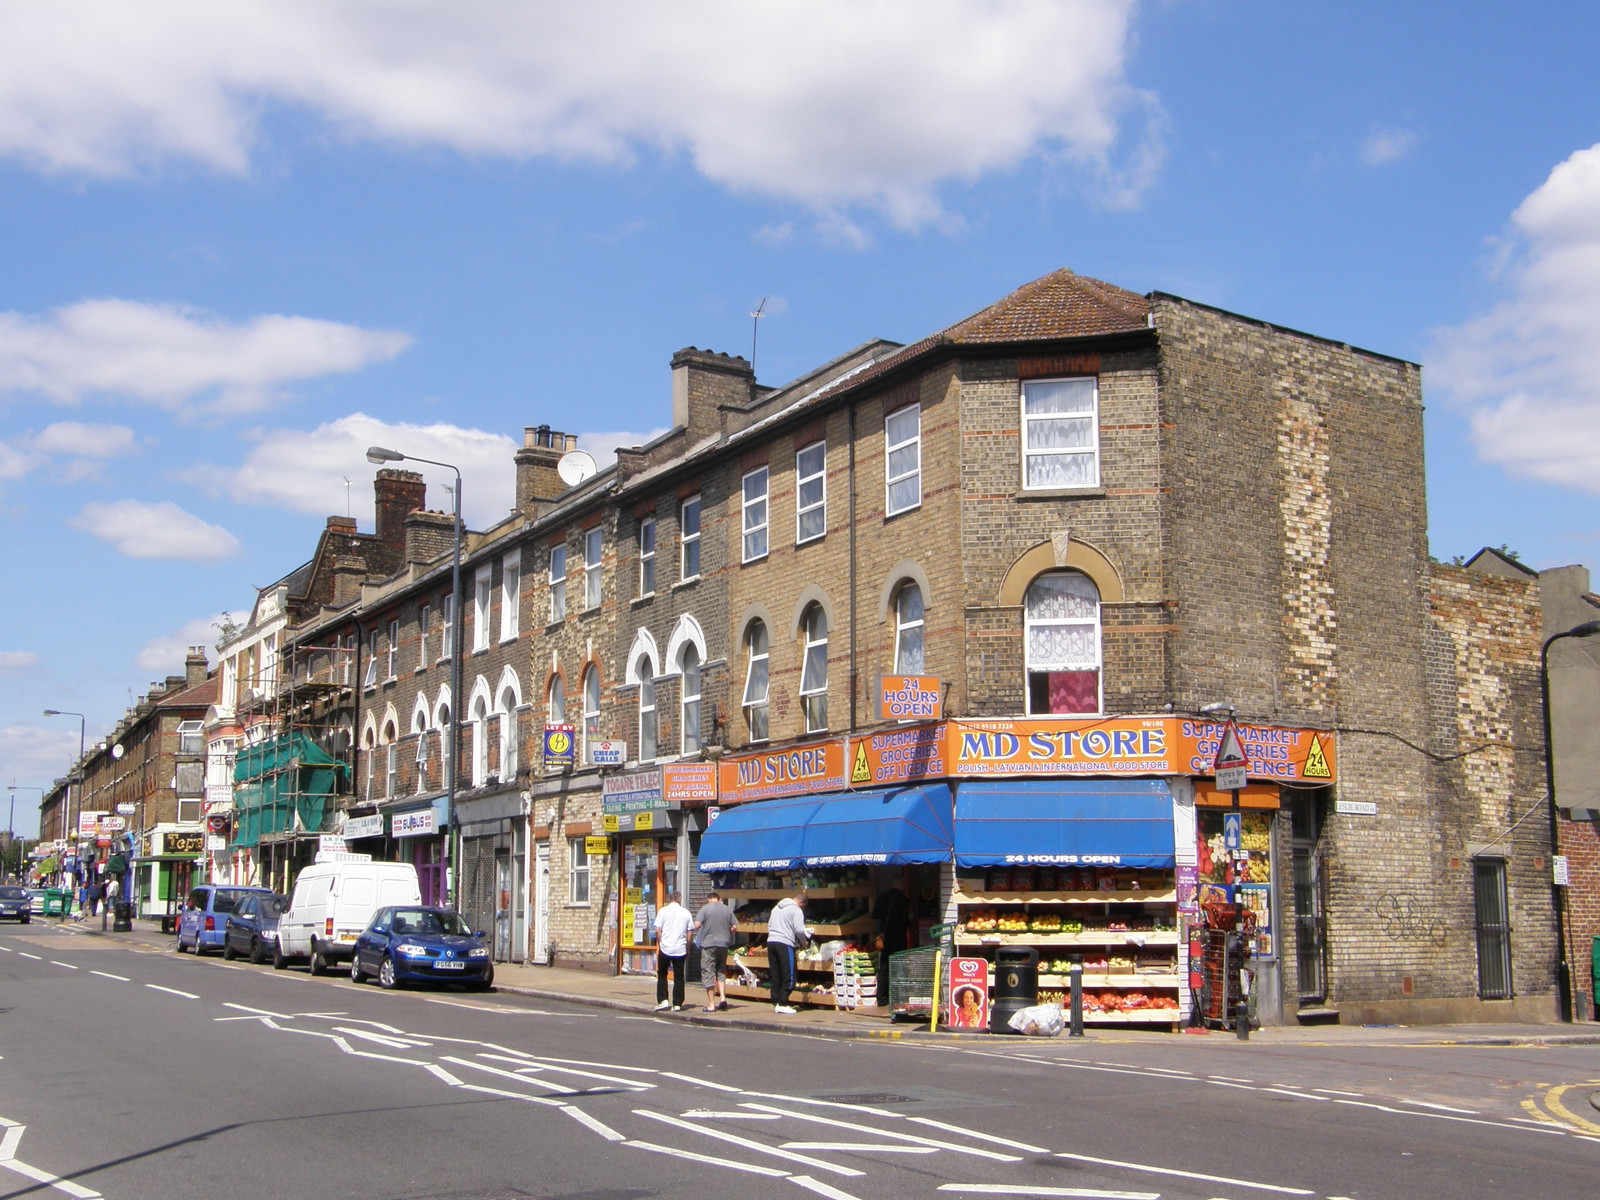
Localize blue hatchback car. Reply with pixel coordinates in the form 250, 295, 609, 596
175, 884, 274, 955
349, 906, 494, 991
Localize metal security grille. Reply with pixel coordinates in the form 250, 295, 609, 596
459, 833, 498, 949
1473, 856, 1513, 1000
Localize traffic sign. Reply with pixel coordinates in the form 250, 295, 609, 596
1212, 721, 1248, 792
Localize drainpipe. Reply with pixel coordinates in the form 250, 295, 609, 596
848, 403, 858, 733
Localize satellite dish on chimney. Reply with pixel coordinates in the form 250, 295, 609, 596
556, 449, 597, 487
111, 744, 125, 760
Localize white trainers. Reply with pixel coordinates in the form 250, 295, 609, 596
654, 1001, 671, 1011
773, 1005, 798, 1014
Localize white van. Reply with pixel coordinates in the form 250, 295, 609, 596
276, 853, 422, 974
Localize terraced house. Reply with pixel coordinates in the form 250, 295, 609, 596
217, 269, 1560, 1026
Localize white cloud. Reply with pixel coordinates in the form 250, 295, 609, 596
134, 616, 223, 674
577, 429, 672, 469
1428, 144, 1600, 494
0, 650, 40, 678
0, 299, 411, 415
0, 1, 1156, 229
68, 499, 240, 560
32, 421, 141, 458
185, 413, 519, 529
1360, 127, 1419, 165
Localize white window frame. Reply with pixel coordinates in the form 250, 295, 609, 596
638, 516, 656, 597
386, 618, 399, 680
549, 543, 568, 622
416, 603, 431, 671
498, 689, 519, 780
548, 674, 565, 726
800, 605, 829, 733
582, 666, 601, 764
176, 719, 204, 756
742, 621, 769, 743
384, 739, 398, 799
1021, 377, 1100, 491
742, 466, 769, 563
413, 712, 430, 793
441, 593, 455, 662
500, 552, 521, 641
568, 835, 591, 906
584, 526, 603, 610
885, 404, 921, 516
680, 644, 702, 756
637, 655, 658, 761
894, 582, 925, 674
473, 566, 492, 652
796, 440, 826, 543
363, 628, 379, 689
470, 691, 492, 787
680, 494, 701, 581
1023, 570, 1103, 716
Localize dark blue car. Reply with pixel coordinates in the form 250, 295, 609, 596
349, 905, 494, 991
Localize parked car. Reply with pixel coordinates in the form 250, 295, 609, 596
222, 892, 288, 963
350, 906, 494, 991
175, 884, 274, 955
0, 885, 31, 923
276, 857, 422, 974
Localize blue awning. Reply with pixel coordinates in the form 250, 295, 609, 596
954, 779, 1176, 868
699, 784, 954, 872
697, 795, 822, 871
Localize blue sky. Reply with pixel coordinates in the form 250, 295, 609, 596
4, 2, 1600, 833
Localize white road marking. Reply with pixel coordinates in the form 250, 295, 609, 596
0, 1117, 103, 1198
1399, 1099, 1479, 1114
636, 1108, 864, 1177
440, 1054, 578, 1095
0, 945, 11, 951
626, 1138, 789, 1175
18, 953, 40, 960
560, 1104, 625, 1141
1313, 1088, 1364, 1097
90, 970, 128, 981
49, 962, 77, 969
939, 1188, 1159, 1199
663, 1070, 742, 1092
907, 1116, 1050, 1154
334, 1026, 431, 1049
789, 1174, 867, 1200
683, 1110, 780, 1119
145, 984, 199, 999
1261, 1088, 1327, 1101
783, 1142, 937, 1154
1207, 1075, 1254, 1083
1054, 1151, 1313, 1195
476, 1052, 654, 1089
739, 1102, 1021, 1162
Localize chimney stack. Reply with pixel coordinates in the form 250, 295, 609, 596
185, 645, 209, 689
671, 348, 754, 441
374, 469, 426, 550
515, 425, 579, 516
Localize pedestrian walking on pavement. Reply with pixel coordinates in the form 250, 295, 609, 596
693, 891, 736, 1012
765, 892, 810, 1014
652, 892, 693, 1011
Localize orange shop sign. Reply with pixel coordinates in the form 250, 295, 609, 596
879, 675, 943, 721
718, 741, 847, 804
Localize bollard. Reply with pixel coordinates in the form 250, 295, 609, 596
1068, 954, 1084, 1037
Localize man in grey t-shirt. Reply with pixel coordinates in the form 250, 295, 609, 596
693, 892, 737, 1012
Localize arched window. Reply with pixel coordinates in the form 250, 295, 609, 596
435, 697, 452, 790
582, 665, 601, 764
498, 679, 520, 780
742, 621, 769, 743
680, 644, 701, 756
362, 724, 378, 802
412, 704, 430, 795
801, 604, 828, 733
637, 654, 658, 761
470, 688, 492, 787
1025, 571, 1101, 715
381, 719, 399, 799
548, 674, 564, 725
893, 582, 925, 674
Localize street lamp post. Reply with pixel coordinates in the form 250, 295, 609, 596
367, 445, 463, 911
6, 786, 44, 882
43, 709, 87, 919
1539, 619, 1600, 1023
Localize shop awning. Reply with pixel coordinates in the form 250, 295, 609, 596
698, 796, 823, 871
699, 784, 955, 872
954, 779, 1176, 868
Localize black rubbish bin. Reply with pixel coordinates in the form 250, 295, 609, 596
112, 902, 134, 933
989, 946, 1039, 1034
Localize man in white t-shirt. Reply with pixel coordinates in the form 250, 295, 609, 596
652, 892, 694, 1011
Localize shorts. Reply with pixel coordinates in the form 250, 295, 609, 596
701, 945, 728, 985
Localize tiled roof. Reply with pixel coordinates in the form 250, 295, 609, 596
942, 268, 1149, 343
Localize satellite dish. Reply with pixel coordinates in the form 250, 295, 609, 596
557, 449, 597, 487
111, 744, 125, 760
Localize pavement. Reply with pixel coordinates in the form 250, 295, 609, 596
47, 914, 1600, 1072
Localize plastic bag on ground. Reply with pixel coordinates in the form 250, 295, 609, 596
1008, 1003, 1065, 1036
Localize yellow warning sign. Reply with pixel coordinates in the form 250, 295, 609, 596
851, 741, 871, 784
1303, 734, 1331, 779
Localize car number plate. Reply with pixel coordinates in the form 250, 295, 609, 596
435, 961, 466, 970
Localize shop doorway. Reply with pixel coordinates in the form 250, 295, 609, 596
533, 841, 550, 965
1290, 789, 1328, 1005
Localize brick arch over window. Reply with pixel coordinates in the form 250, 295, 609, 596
998, 538, 1124, 607
789, 584, 837, 641
876, 560, 933, 623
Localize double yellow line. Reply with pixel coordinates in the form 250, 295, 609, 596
1523, 1083, 1600, 1135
